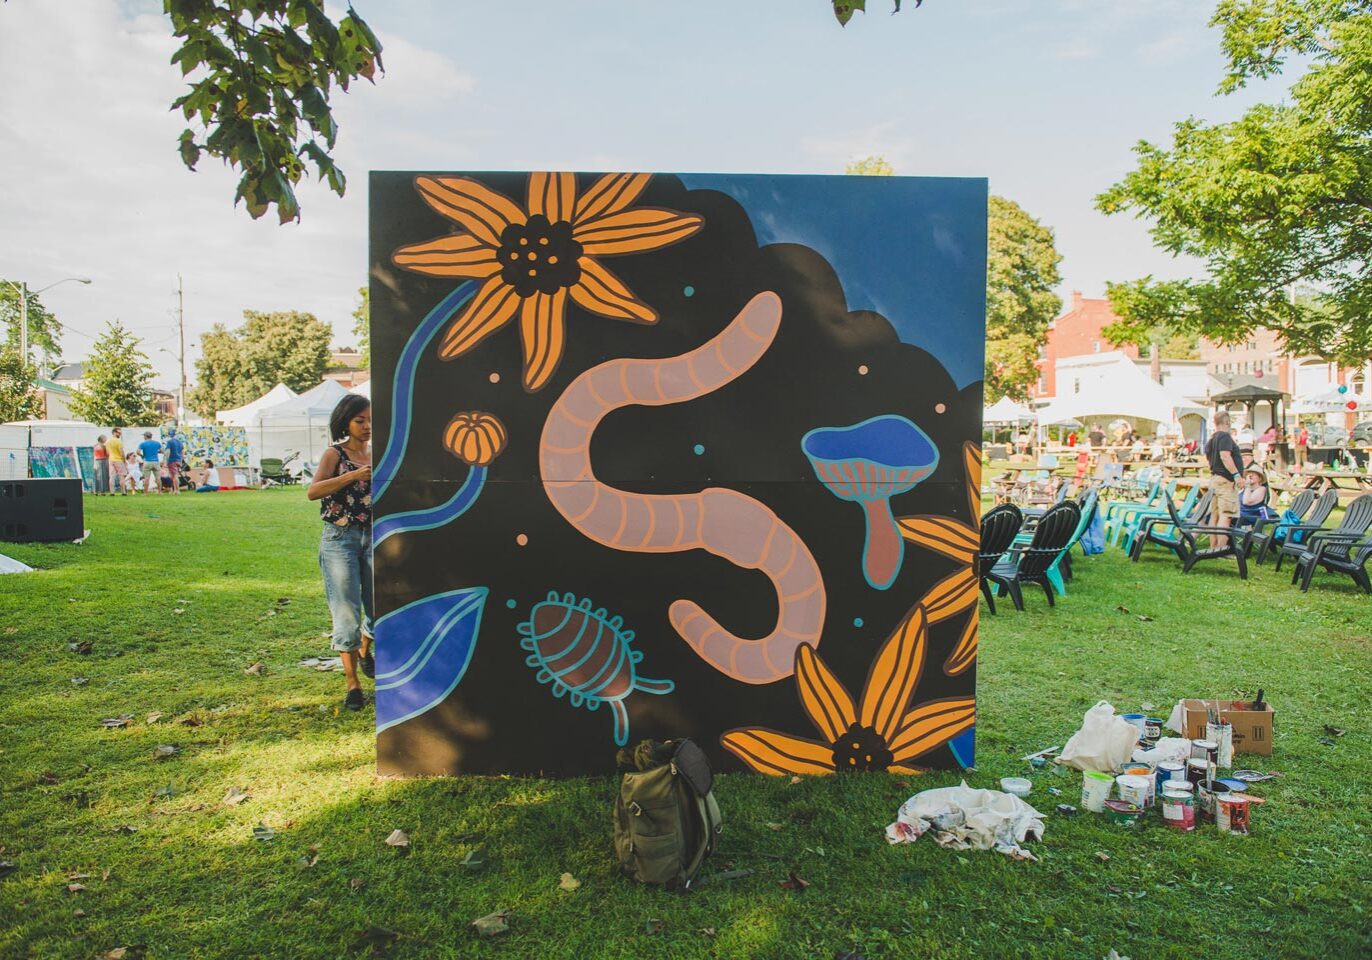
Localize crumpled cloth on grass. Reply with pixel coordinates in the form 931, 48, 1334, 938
1132, 737, 1192, 765
885, 781, 1045, 861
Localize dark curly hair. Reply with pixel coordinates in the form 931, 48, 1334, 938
329, 393, 371, 442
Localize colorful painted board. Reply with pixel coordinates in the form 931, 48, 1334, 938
370, 172, 986, 776
29, 446, 82, 487
163, 425, 250, 467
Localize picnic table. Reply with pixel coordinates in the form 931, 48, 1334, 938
1293, 467, 1372, 499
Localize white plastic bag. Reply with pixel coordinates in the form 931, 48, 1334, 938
1057, 701, 1139, 772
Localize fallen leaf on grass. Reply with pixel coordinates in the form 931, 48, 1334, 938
460, 848, 485, 873
178, 715, 203, 727
101, 716, 133, 729
1104, 951, 1131, 960
66, 883, 85, 893
244, 662, 265, 676
115, 825, 138, 835
68, 641, 94, 655
296, 855, 318, 869
1323, 725, 1346, 737
70, 677, 88, 685
223, 787, 250, 806
252, 825, 276, 841
100, 949, 148, 960
779, 870, 810, 891
1140, 702, 1157, 712
644, 919, 666, 935
558, 872, 580, 891
356, 926, 400, 956
1115, 605, 1129, 614
349, 878, 365, 891
765, 821, 785, 831
470, 910, 510, 938
275, 597, 291, 607
1136, 615, 1154, 623
1095, 851, 1111, 862
151, 745, 178, 761
1318, 736, 1338, 747
145, 712, 163, 724
789, 776, 802, 785
0, 861, 16, 879
384, 829, 409, 848
73, 908, 85, 917
39, 771, 59, 785
173, 609, 184, 616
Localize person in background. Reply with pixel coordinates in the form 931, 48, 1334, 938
107, 428, 128, 496
1205, 410, 1246, 548
196, 459, 219, 493
92, 434, 110, 496
306, 394, 374, 712
1295, 423, 1309, 469
1256, 423, 1277, 465
1236, 465, 1273, 527
137, 431, 162, 494
164, 429, 186, 495
1088, 424, 1106, 448
1066, 431, 1077, 448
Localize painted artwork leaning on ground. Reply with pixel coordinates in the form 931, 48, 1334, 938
369, 171, 987, 776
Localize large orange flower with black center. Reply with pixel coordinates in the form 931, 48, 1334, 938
721, 605, 976, 776
392, 173, 704, 391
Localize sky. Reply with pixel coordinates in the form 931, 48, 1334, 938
0, 0, 1294, 391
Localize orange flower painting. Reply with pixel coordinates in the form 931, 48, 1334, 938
391, 173, 704, 391
721, 605, 976, 776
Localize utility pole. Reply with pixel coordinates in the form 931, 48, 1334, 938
18, 281, 27, 364
177, 274, 187, 422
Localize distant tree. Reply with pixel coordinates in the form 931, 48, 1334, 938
190, 309, 331, 415
166, 0, 383, 223
68, 322, 160, 426
0, 349, 43, 422
0, 281, 63, 368
1098, 0, 1372, 365
847, 160, 1062, 401
844, 155, 895, 176
352, 286, 370, 367
1105, 321, 1201, 360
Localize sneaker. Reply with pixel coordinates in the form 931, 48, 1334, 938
360, 653, 375, 679
344, 687, 365, 711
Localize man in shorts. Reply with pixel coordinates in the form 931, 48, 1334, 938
107, 427, 128, 495
164, 429, 186, 494
1205, 410, 1245, 549
138, 431, 163, 494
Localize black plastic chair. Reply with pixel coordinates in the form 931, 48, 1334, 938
985, 501, 1081, 611
977, 503, 1023, 615
1270, 488, 1341, 569
1128, 489, 1214, 561
1291, 494, 1372, 593
1158, 495, 1256, 578
1245, 488, 1316, 562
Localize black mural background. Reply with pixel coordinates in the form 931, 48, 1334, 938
370, 172, 985, 776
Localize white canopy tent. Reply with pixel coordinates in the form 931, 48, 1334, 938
983, 396, 1035, 424
252, 380, 351, 466
1036, 354, 1209, 438
349, 380, 371, 400
1291, 385, 1371, 415
216, 383, 297, 426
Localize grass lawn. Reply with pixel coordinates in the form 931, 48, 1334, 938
2, 490, 1369, 959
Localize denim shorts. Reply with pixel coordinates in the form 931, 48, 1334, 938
319, 523, 374, 652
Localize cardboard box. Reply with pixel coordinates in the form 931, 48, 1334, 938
1180, 699, 1274, 756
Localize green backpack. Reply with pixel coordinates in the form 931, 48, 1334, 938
614, 739, 722, 889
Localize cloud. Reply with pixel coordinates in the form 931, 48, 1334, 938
798, 120, 916, 172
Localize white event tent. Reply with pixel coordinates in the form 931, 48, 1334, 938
251, 380, 351, 466
1036, 354, 1209, 438
216, 383, 297, 426
983, 396, 1035, 424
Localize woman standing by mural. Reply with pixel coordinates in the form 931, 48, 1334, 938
307, 395, 375, 711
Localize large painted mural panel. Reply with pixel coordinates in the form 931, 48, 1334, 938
370, 172, 986, 776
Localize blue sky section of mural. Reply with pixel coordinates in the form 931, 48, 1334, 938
679, 174, 987, 389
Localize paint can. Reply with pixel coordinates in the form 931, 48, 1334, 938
1122, 714, 1147, 740
1119, 761, 1155, 806
1161, 784, 1196, 832
1191, 738, 1219, 765
1156, 760, 1186, 801
1143, 717, 1165, 741
1186, 758, 1208, 787
1216, 794, 1261, 835
1206, 720, 1234, 768
1116, 773, 1152, 810
1104, 799, 1143, 827
1055, 803, 1078, 817
1082, 770, 1113, 813
1198, 779, 1229, 823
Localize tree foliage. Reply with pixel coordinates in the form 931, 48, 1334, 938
1097, 0, 1372, 365
166, 0, 382, 224
985, 196, 1062, 401
351, 285, 369, 368
844, 156, 895, 176
833, 1, 918, 27
0, 281, 62, 367
68, 322, 161, 426
190, 309, 332, 416
0, 349, 43, 423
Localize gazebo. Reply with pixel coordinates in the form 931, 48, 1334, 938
1210, 381, 1289, 435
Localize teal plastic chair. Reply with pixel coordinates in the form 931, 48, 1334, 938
1008, 487, 1098, 596
1103, 470, 1163, 541
1107, 478, 1179, 547
1116, 481, 1195, 549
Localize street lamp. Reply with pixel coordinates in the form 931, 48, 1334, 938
2, 277, 93, 365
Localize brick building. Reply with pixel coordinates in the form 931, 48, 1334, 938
1031, 292, 1138, 399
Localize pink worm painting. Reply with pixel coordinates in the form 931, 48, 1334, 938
539, 292, 827, 684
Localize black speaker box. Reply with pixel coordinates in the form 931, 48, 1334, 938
0, 478, 85, 543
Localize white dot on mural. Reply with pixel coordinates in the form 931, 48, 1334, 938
858, 365, 869, 376
489, 372, 500, 384
516, 533, 529, 546
935, 403, 946, 414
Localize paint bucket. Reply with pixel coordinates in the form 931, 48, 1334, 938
1206, 720, 1234, 768
1191, 738, 1219, 765
1120, 762, 1154, 802
1161, 784, 1196, 832
1000, 777, 1032, 798
1216, 794, 1260, 835
1198, 779, 1229, 823
1156, 761, 1186, 801
1082, 770, 1113, 812
1185, 758, 1209, 787
1104, 799, 1143, 827
1122, 714, 1147, 740
1116, 773, 1151, 809
1144, 717, 1165, 740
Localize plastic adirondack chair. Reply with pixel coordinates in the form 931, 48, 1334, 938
1103, 473, 1168, 544
977, 503, 1024, 615
1265, 488, 1340, 567
1286, 495, 1372, 590
1127, 489, 1214, 561
985, 500, 1081, 610
1245, 488, 1316, 562
1117, 480, 1193, 549
1044, 488, 1098, 595
1153, 497, 1256, 578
